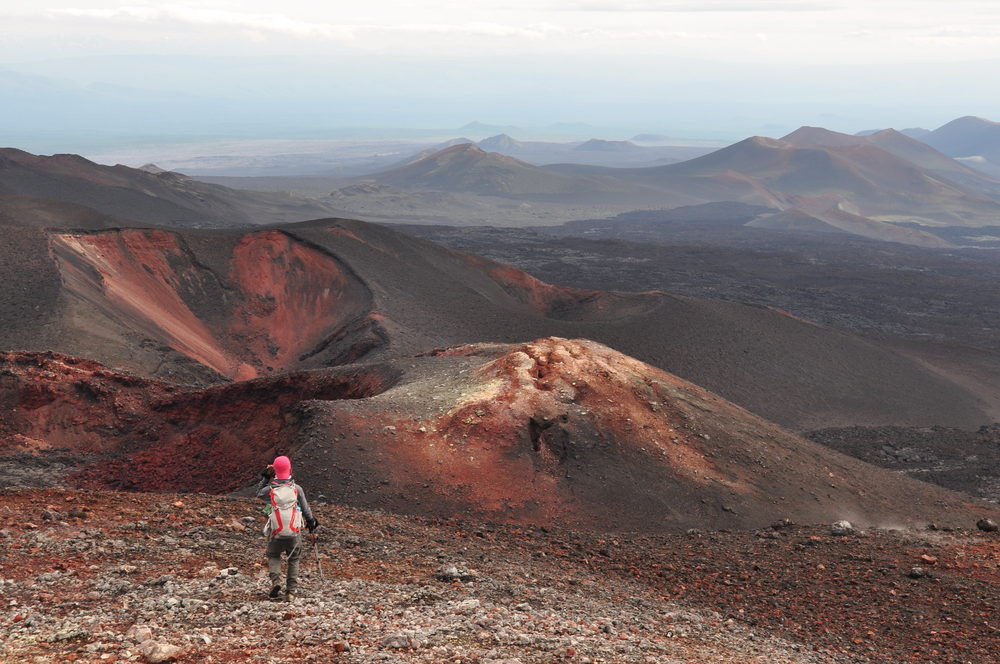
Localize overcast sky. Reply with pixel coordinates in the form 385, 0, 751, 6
1, 1, 999, 146
4, 0, 1000, 63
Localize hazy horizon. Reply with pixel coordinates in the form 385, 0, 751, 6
2, 1, 999, 154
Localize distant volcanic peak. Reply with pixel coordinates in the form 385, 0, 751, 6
950, 115, 1000, 128
51, 227, 376, 380
478, 133, 522, 150
744, 135, 789, 150
373, 141, 605, 195
781, 126, 865, 148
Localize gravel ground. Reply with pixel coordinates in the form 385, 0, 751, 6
3, 488, 999, 664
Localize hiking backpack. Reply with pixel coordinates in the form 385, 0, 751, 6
264, 483, 303, 538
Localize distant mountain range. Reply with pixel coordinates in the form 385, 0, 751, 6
366, 124, 1000, 245
858, 116, 1000, 178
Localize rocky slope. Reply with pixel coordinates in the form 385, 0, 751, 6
2, 487, 999, 664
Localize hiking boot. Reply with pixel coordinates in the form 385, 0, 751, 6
284, 591, 295, 602
268, 584, 282, 600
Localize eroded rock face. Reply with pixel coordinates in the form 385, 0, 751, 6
50, 229, 378, 380
0, 350, 398, 493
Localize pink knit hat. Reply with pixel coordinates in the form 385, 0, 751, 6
272, 455, 292, 480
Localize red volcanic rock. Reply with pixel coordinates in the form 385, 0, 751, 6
50, 228, 378, 380
0, 350, 397, 493
290, 338, 998, 532
0, 351, 175, 454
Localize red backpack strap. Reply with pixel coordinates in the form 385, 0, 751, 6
270, 484, 282, 537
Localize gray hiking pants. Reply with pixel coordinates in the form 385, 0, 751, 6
266, 536, 302, 591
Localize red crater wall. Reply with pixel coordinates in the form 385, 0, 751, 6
51, 229, 374, 380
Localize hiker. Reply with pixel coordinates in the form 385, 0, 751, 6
256, 455, 318, 601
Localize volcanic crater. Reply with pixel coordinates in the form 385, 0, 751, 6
50, 227, 381, 381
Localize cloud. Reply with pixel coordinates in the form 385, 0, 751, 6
50, 5, 358, 39
42, 6, 706, 43
560, 1, 834, 12
46, 6, 576, 42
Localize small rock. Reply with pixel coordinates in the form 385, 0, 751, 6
126, 625, 153, 643
977, 518, 998, 532
381, 633, 422, 649
52, 625, 90, 642
140, 639, 183, 663
908, 566, 929, 579
435, 563, 477, 582
830, 520, 854, 536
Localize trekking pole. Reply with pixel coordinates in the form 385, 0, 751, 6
309, 532, 326, 582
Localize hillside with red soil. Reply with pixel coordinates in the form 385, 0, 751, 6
0, 350, 397, 493
0, 217, 992, 430
3, 341, 995, 533
50, 228, 377, 380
